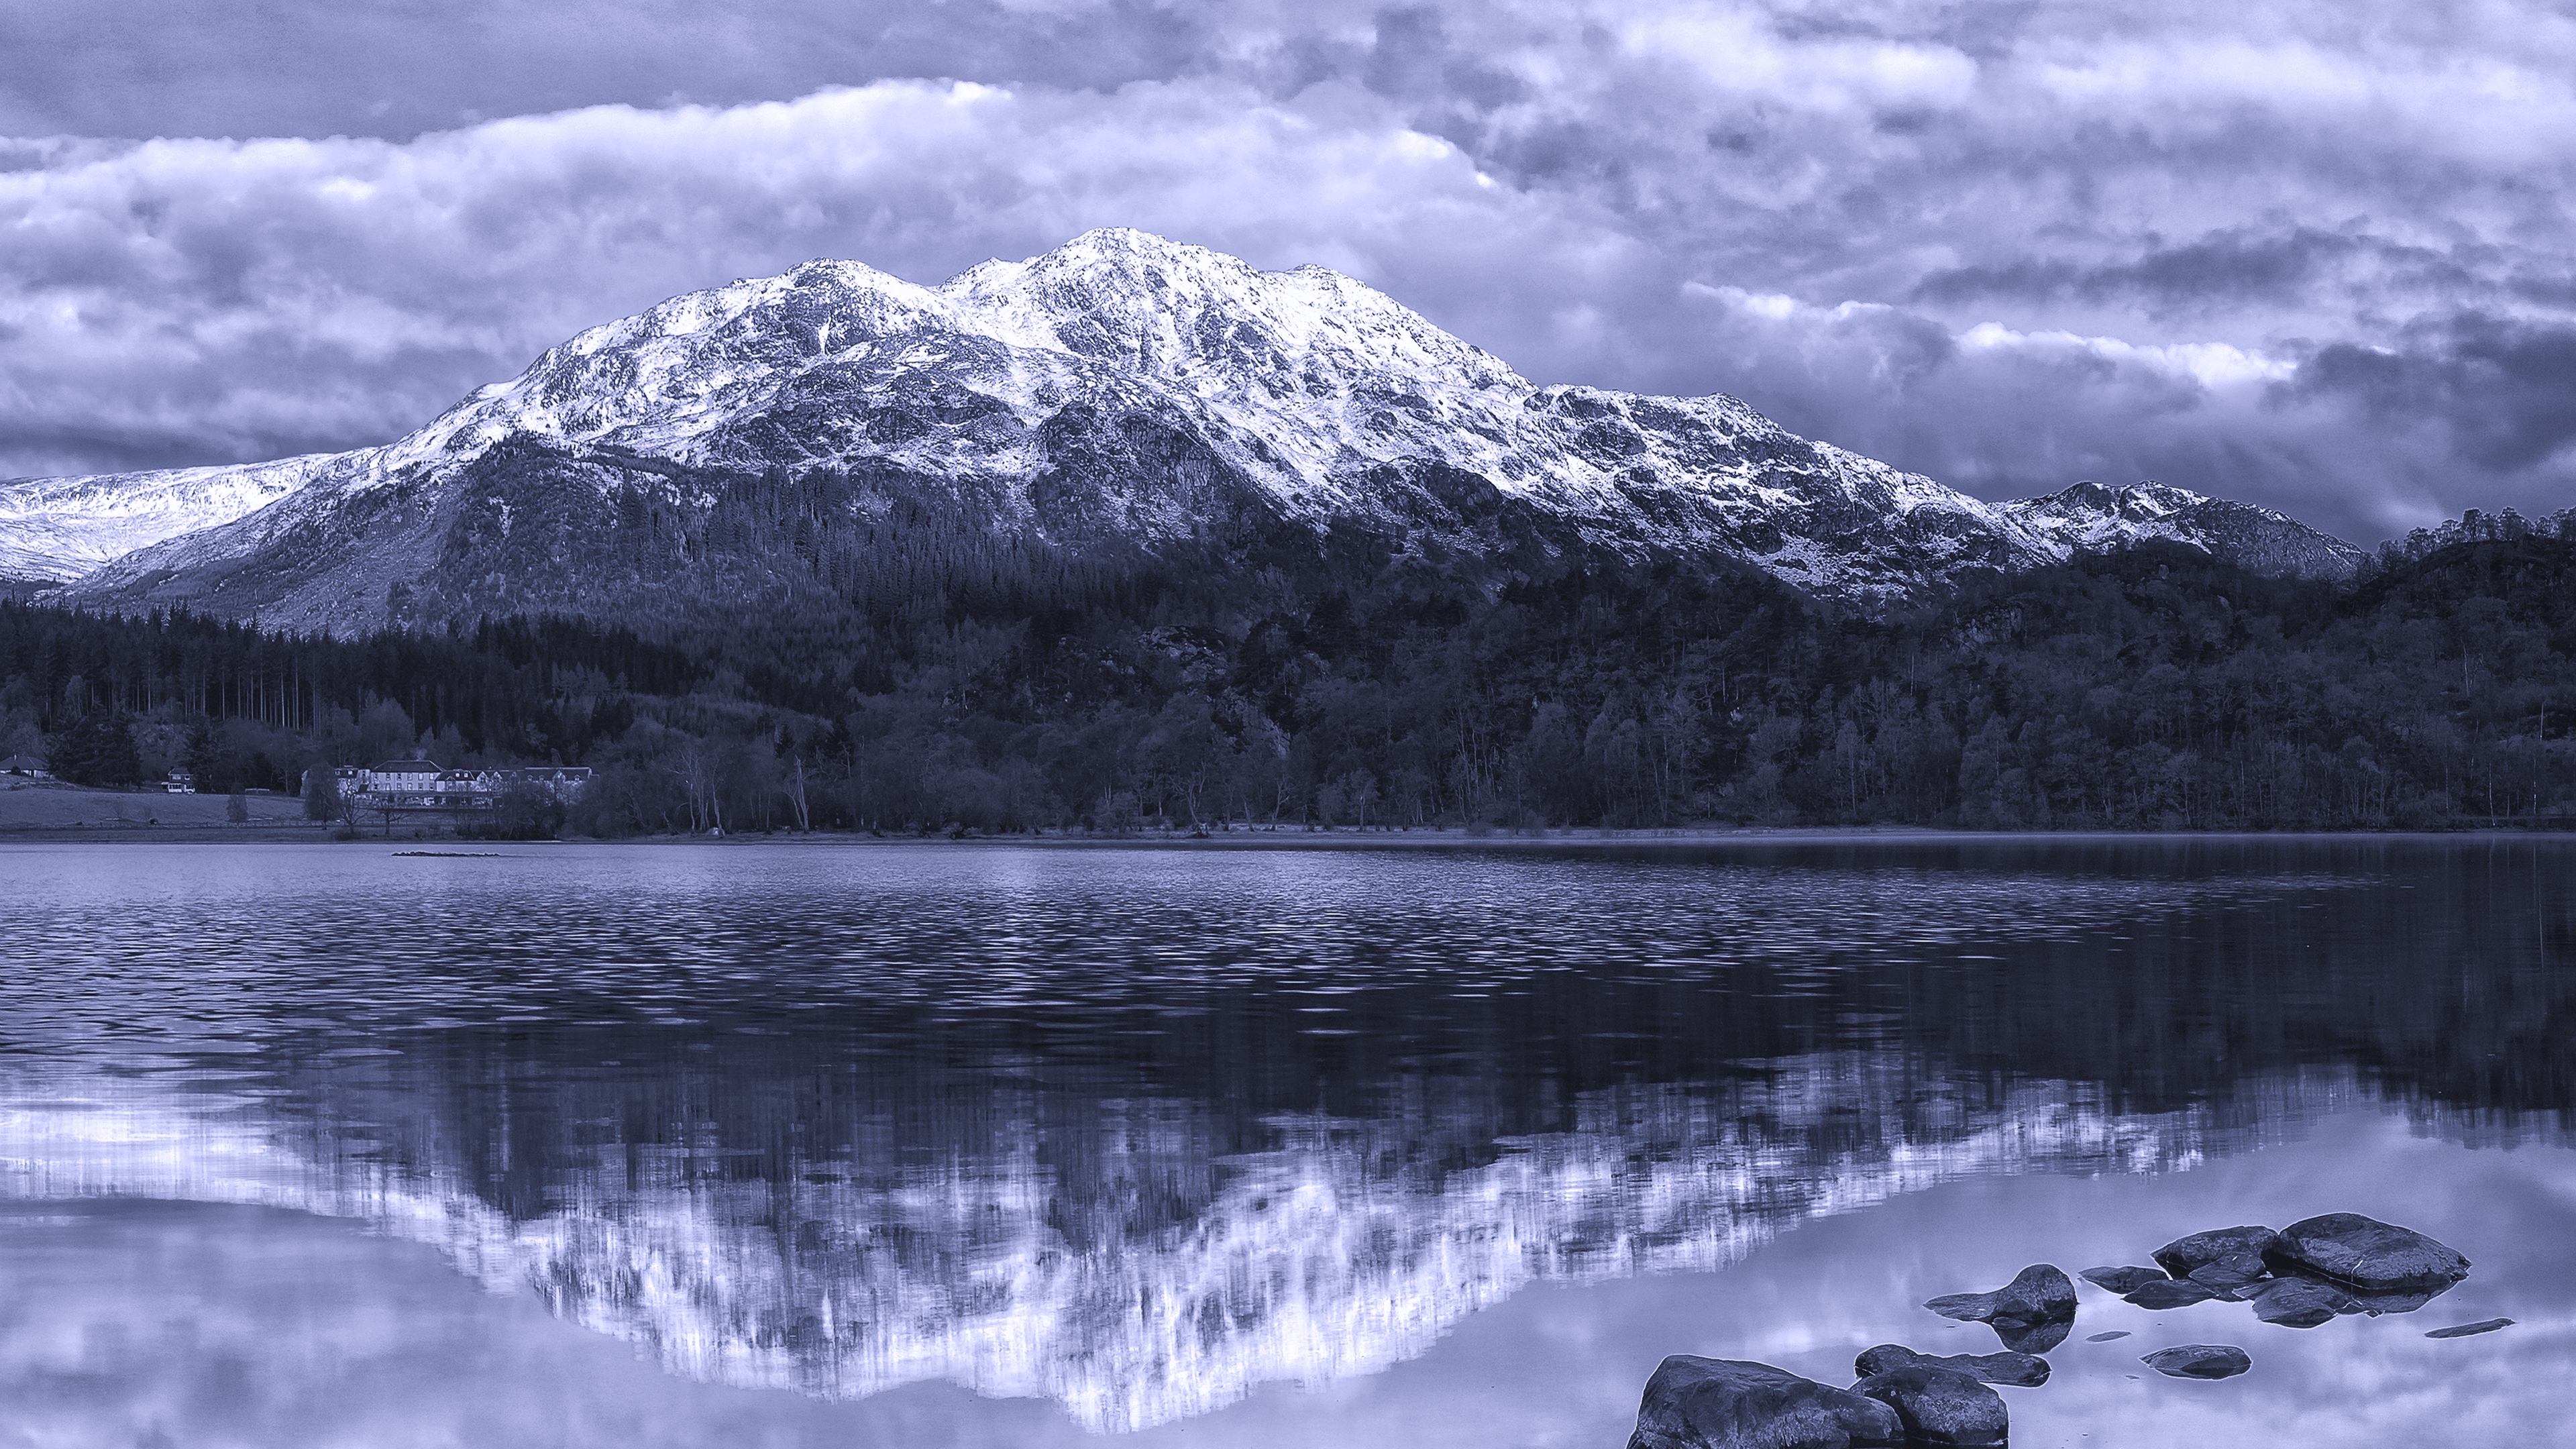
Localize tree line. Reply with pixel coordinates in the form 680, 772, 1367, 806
6, 526, 2573, 834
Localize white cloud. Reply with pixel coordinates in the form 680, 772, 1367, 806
7, 1, 2576, 543
1623, 14, 1979, 114
0, 80, 1595, 477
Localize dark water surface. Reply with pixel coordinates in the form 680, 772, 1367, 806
1, 837, 2569, 1448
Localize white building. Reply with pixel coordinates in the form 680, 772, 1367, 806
331, 759, 593, 816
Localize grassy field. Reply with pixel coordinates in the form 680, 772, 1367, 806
0, 781, 317, 831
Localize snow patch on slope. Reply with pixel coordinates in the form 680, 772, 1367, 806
2007, 480, 2363, 578
0, 453, 343, 583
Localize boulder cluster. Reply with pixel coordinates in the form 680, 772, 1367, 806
1624, 1213, 2494, 1448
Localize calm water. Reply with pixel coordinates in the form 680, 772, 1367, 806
1, 837, 2569, 1448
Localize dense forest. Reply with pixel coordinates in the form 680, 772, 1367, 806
6, 513, 2575, 835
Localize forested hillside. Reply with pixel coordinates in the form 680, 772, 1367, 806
6, 531, 2573, 834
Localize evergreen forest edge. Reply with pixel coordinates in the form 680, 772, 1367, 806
7, 529, 2576, 836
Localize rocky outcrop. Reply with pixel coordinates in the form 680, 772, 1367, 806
1924, 1264, 2078, 1352
1626, 1356, 1902, 1449
2263, 1214, 2470, 1292
2139, 1344, 2251, 1380
1851, 1366, 2008, 1448
1852, 1344, 2049, 1387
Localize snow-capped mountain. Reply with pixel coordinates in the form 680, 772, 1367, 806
2005, 480, 2365, 579
3, 231, 2361, 629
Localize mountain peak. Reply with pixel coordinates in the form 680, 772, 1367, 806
2006, 478, 2361, 578
5, 231, 2370, 625
2023, 480, 2209, 517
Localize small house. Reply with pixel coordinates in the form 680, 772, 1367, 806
0, 754, 48, 779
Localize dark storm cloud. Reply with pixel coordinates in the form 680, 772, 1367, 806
2292, 315, 2576, 474
1915, 230, 2373, 311
5, 0, 2576, 541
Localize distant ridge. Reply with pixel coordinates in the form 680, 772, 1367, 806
2002, 480, 2366, 580
2371, 504, 2576, 567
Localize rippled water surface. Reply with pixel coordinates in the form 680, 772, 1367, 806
1, 837, 2571, 1448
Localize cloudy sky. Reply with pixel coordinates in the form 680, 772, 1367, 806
5, 0, 2574, 543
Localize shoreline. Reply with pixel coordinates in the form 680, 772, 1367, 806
5, 823, 2572, 849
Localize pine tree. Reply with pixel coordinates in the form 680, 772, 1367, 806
303, 764, 343, 822
46, 712, 144, 787
184, 720, 231, 793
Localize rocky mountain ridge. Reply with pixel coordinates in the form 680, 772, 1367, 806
2000, 480, 2365, 581
1, 230, 2363, 629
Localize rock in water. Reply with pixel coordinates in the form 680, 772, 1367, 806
2243, 1275, 2356, 1328
1923, 1265, 2079, 1352
2086, 1331, 2131, 1342
1627, 1356, 1903, 1449
2264, 1214, 2471, 1291
2184, 1251, 2271, 1296
2123, 1279, 2218, 1309
2424, 1318, 2514, 1339
2336, 1283, 2452, 1316
2152, 1226, 2279, 1278
1852, 1344, 2051, 1387
2080, 1265, 2169, 1295
1853, 1366, 2009, 1448
2141, 1345, 2253, 1381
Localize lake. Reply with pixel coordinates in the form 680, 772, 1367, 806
1, 837, 2568, 1447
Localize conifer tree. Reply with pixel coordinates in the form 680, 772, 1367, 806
303, 764, 343, 822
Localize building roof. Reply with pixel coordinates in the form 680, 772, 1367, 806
0, 754, 46, 772
370, 759, 443, 773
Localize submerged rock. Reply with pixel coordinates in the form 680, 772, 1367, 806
1627, 1356, 1902, 1449
2080, 1265, 2168, 1295
1853, 1366, 2008, 1448
2265, 1214, 2471, 1292
1854, 1344, 2050, 1387
1924, 1264, 2078, 1352
2153, 1226, 2279, 1279
2123, 1279, 2218, 1309
2243, 1275, 2355, 1328
2425, 1318, 2514, 1339
2334, 1283, 2451, 1316
2140, 1344, 2253, 1380
2085, 1331, 2131, 1342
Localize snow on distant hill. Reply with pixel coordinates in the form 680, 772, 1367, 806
2005, 480, 2365, 580
0, 453, 338, 584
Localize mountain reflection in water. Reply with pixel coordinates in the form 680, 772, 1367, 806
0, 838, 2570, 1440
